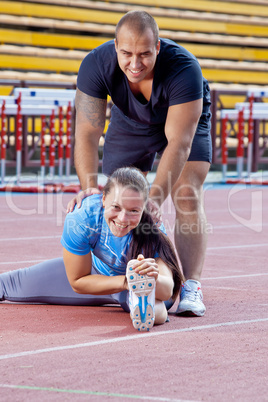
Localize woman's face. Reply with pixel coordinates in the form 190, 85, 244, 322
103, 185, 145, 237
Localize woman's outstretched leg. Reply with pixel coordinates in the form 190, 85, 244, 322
0, 258, 119, 306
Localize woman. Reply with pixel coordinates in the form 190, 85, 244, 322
0, 167, 183, 331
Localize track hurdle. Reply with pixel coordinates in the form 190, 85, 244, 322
1, 101, 6, 184
0, 89, 75, 189
220, 109, 246, 181
247, 89, 268, 98
237, 109, 244, 179
12, 88, 76, 99
16, 93, 22, 184
247, 94, 254, 177
221, 113, 228, 181
220, 108, 247, 180
65, 102, 72, 180
39, 106, 72, 183
40, 115, 46, 182
49, 109, 56, 178
220, 99, 268, 183
58, 106, 64, 179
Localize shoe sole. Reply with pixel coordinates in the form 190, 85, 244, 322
176, 303, 206, 317
176, 309, 205, 317
127, 267, 155, 331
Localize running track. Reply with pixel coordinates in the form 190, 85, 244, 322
0, 183, 267, 401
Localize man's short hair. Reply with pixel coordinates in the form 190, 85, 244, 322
115, 11, 159, 47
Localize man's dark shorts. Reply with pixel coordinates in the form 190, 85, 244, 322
102, 104, 212, 176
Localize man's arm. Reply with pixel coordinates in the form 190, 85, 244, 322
74, 89, 107, 190
149, 98, 203, 205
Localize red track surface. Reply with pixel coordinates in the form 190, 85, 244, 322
0, 185, 267, 402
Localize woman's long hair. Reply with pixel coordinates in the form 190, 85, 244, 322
130, 210, 183, 301
103, 167, 183, 301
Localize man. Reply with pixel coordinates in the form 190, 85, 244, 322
69, 10, 212, 316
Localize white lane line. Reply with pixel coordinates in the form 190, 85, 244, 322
0, 318, 267, 361
0, 259, 51, 266
0, 217, 58, 222
0, 235, 61, 242
202, 273, 268, 281
0, 384, 194, 402
0, 235, 266, 252
207, 243, 268, 250
211, 223, 268, 229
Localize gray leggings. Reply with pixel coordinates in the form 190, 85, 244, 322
0, 258, 130, 312
0, 258, 174, 311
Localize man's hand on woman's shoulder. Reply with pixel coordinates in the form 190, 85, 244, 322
66, 187, 101, 213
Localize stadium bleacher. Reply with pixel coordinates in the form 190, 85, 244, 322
0, 0, 268, 174
0, 0, 268, 86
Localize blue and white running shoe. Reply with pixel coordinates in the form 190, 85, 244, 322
126, 265, 155, 331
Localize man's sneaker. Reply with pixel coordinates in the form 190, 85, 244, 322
126, 265, 155, 331
176, 280, 206, 317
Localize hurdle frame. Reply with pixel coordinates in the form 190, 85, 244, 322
211, 87, 268, 175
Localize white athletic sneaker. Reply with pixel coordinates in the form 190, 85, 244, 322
176, 280, 206, 317
126, 265, 155, 331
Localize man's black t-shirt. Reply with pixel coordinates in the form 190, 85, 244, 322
77, 38, 212, 174
77, 38, 210, 129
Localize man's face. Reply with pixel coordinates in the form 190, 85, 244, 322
115, 25, 160, 84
